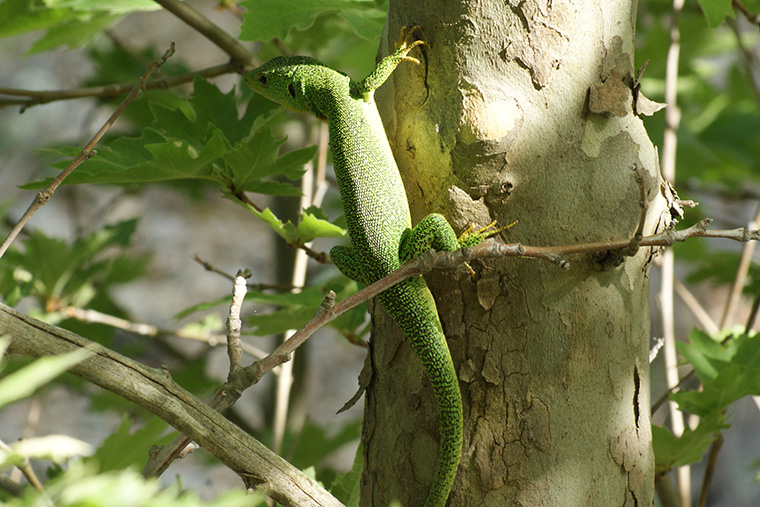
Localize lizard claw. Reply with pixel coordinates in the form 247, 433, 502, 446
458, 220, 516, 248
395, 25, 425, 64
458, 220, 516, 279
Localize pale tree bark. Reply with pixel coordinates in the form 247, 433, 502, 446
366, 0, 667, 505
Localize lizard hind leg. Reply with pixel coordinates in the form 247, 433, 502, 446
398, 213, 460, 264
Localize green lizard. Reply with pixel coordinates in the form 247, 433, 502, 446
245, 27, 498, 507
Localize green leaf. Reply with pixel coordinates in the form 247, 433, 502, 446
23, 79, 306, 199
224, 128, 314, 194
245, 207, 345, 244
0, 348, 93, 408
0, 220, 145, 308
3, 461, 260, 506
672, 363, 760, 416
0, 0, 74, 38
173, 295, 232, 321
249, 2, 385, 78
28, 12, 118, 53
672, 330, 760, 416
43, 0, 161, 15
87, 414, 174, 472
299, 211, 347, 240
246, 278, 367, 338
338, 7, 386, 40
0, 0, 160, 51
675, 328, 731, 382
0, 435, 93, 468
697, 0, 735, 27
239, 0, 366, 42
330, 443, 362, 506
286, 419, 361, 470
652, 412, 728, 474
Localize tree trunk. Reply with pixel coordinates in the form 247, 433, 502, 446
364, 0, 666, 505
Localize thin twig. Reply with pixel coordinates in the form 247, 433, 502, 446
192, 254, 299, 291
273, 141, 320, 455
313, 121, 330, 207
61, 305, 267, 359
236, 292, 339, 390
623, 164, 649, 255
697, 434, 723, 507
142, 289, 338, 479
470, 219, 757, 267
230, 186, 333, 264
234, 220, 753, 394
660, 0, 688, 500
652, 264, 759, 415
2, 304, 341, 506
728, 18, 760, 106
733, 0, 760, 27
673, 277, 720, 335
0, 62, 233, 111
287, 239, 332, 264
0, 441, 51, 505
720, 202, 760, 328
0, 44, 176, 261
745, 285, 760, 331
651, 368, 696, 414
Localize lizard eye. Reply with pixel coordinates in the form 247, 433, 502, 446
288, 83, 296, 98
258, 75, 267, 86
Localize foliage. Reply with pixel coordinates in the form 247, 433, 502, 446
239, 0, 386, 42
0, 343, 261, 505
652, 329, 760, 474
638, 0, 760, 195
0, 0, 160, 53
84, 414, 175, 473
673, 329, 760, 416
0, 219, 147, 311
3, 462, 260, 507
0, 339, 90, 412
329, 444, 363, 506
0, 0, 759, 504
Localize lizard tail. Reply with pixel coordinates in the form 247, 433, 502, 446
380, 276, 463, 507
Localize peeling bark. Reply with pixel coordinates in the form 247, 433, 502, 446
364, 0, 661, 505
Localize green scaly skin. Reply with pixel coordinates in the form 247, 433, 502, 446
246, 28, 493, 507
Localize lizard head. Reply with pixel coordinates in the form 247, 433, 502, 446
245, 56, 345, 121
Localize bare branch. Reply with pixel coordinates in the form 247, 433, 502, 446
0, 62, 234, 111
0, 304, 341, 507
697, 434, 723, 507
720, 202, 760, 328
673, 277, 720, 335
61, 305, 267, 359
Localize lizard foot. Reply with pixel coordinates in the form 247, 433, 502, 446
458, 220, 517, 248
458, 220, 517, 278
394, 25, 425, 65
